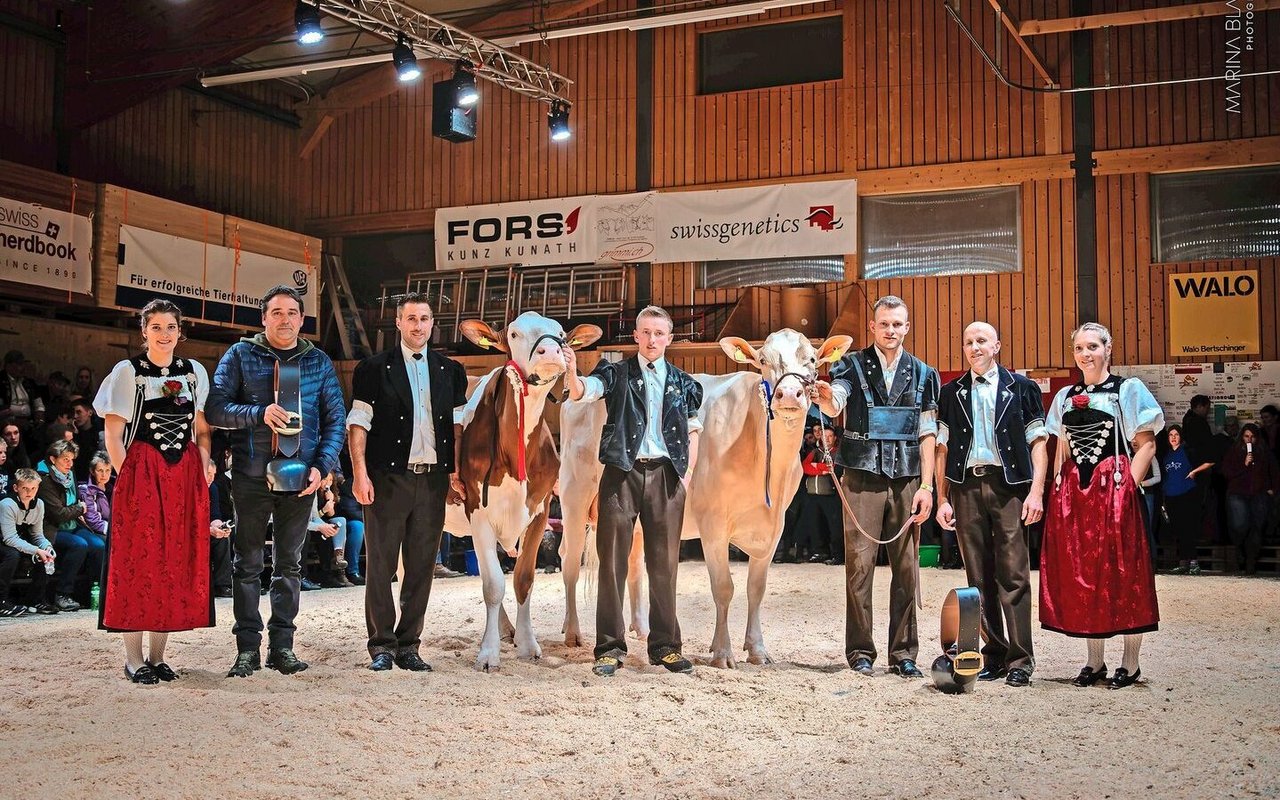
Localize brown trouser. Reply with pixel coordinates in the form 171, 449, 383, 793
950, 472, 1035, 672
841, 470, 920, 666
595, 459, 685, 661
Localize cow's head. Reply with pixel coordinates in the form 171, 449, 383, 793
720, 330, 852, 423
462, 312, 603, 386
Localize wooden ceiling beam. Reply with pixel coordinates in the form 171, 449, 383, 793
984, 0, 1058, 87
1018, 0, 1280, 36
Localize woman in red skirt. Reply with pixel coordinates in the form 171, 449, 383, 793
1041, 322, 1164, 690
94, 299, 223, 684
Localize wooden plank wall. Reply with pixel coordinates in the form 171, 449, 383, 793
0, 1, 58, 168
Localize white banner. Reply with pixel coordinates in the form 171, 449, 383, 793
0, 195, 93, 294
115, 225, 318, 333
432, 179, 857, 269
652, 180, 857, 262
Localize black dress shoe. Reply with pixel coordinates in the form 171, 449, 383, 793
369, 653, 394, 672
977, 666, 1008, 682
850, 657, 874, 675
808, 553, 827, 563
1108, 667, 1141, 689
214, 587, 233, 598
1071, 664, 1108, 687
300, 578, 321, 591
347, 573, 366, 586
889, 659, 923, 678
651, 650, 694, 674
266, 647, 309, 675
227, 651, 261, 678
592, 655, 622, 677
1005, 668, 1031, 687
125, 664, 160, 685
147, 661, 179, 682
395, 652, 433, 672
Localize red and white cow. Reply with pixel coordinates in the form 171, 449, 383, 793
558, 329, 851, 666
448, 311, 601, 671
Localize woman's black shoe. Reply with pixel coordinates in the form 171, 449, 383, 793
1071, 664, 1108, 687
125, 664, 160, 685
1108, 667, 1141, 689
147, 661, 179, 681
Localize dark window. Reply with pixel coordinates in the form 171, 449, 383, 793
699, 256, 844, 288
1151, 165, 1280, 262
698, 16, 842, 95
860, 187, 1021, 279
342, 231, 433, 304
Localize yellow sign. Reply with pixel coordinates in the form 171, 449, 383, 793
1167, 270, 1260, 358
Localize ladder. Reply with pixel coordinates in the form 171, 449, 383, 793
321, 252, 373, 360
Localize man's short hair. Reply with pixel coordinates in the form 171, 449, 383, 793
70, 398, 94, 413
1190, 394, 1210, 409
1261, 404, 1279, 416
872, 295, 908, 316
396, 292, 434, 316
635, 305, 673, 329
3, 350, 24, 366
260, 285, 304, 316
12, 467, 40, 486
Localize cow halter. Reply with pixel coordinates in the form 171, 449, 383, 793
758, 371, 814, 508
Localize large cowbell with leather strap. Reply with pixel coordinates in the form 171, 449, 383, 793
931, 587, 983, 694
266, 360, 308, 493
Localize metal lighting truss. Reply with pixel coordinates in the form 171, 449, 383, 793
310, 0, 573, 105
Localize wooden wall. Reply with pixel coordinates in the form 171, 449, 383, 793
0, 1, 58, 168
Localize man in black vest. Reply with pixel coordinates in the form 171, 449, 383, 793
565, 305, 703, 677
814, 295, 940, 678
934, 322, 1047, 688
347, 293, 468, 672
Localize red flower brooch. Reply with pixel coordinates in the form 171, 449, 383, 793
1070, 394, 1091, 410
162, 379, 188, 404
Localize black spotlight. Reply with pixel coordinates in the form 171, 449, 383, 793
392, 34, 420, 82
432, 79, 477, 142
295, 1, 324, 45
452, 60, 479, 107
547, 100, 571, 142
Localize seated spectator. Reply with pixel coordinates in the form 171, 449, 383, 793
2, 420, 32, 471
306, 472, 351, 588
1221, 424, 1279, 575
207, 460, 233, 598
74, 366, 96, 401
79, 452, 114, 538
69, 399, 104, 481
45, 370, 72, 412
332, 465, 365, 585
0, 468, 57, 616
0, 439, 11, 497
0, 351, 44, 430
37, 439, 104, 611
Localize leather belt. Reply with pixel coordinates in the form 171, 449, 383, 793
635, 457, 669, 467
932, 586, 983, 694
407, 462, 442, 474
968, 464, 999, 478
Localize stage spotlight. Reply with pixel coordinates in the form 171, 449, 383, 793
393, 34, 420, 82
548, 101, 571, 142
452, 61, 479, 107
295, 2, 324, 45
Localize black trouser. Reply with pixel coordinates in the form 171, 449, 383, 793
230, 476, 312, 652
799, 489, 843, 558
595, 459, 686, 661
364, 469, 448, 657
1164, 487, 1204, 562
0, 544, 19, 602
210, 536, 233, 591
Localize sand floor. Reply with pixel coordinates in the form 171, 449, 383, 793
1, 564, 1277, 799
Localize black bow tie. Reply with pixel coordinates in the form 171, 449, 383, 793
646, 362, 655, 371
975, 374, 988, 384
412, 353, 423, 361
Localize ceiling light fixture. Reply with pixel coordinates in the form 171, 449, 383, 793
548, 100, 571, 142
452, 60, 479, 107
295, 1, 325, 45
392, 34, 420, 82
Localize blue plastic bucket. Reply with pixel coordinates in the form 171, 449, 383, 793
464, 549, 480, 576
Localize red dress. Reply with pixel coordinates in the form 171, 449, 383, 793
1039, 376, 1161, 638
95, 356, 213, 633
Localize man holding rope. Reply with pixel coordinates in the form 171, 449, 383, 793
814, 295, 940, 678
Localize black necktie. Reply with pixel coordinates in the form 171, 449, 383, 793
412, 353, 423, 361
975, 374, 988, 384
646, 362, 655, 370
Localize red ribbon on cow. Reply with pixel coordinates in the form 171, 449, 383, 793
505, 358, 530, 482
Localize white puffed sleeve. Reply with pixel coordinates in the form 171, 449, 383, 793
93, 360, 140, 422
1119, 377, 1164, 443
1044, 386, 1071, 438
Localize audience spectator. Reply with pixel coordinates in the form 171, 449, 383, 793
37, 439, 104, 611
207, 460, 233, 598
79, 452, 114, 538
306, 472, 351, 589
1182, 395, 1213, 457
69, 399, 104, 480
1139, 457, 1162, 555
0, 351, 44, 429
0, 440, 11, 497
44, 371, 73, 412
332, 465, 365, 585
799, 427, 844, 565
1221, 423, 1279, 575
0, 468, 57, 616
73, 367, 96, 400
1161, 424, 1213, 575
2, 420, 32, 471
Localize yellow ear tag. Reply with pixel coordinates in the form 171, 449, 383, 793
732, 349, 748, 363
828, 347, 846, 362
478, 336, 491, 348
567, 338, 581, 348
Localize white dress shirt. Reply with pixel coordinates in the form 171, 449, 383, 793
345, 342, 437, 464
575, 354, 703, 457
965, 365, 1001, 468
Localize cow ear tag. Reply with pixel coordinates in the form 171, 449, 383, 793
732, 349, 748, 363
566, 337, 581, 348
478, 336, 492, 348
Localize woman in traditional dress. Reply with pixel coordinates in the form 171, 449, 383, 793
1041, 322, 1163, 690
95, 299, 219, 684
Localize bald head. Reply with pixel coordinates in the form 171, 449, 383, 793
962, 321, 1001, 374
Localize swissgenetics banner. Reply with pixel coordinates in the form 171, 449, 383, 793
433, 180, 858, 269
0, 195, 93, 294
115, 225, 317, 333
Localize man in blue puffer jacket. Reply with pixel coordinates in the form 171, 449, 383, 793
207, 285, 346, 678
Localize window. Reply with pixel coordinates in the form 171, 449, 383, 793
699, 256, 844, 288
697, 16, 842, 95
1151, 165, 1280, 262
859, 187, 1021, 280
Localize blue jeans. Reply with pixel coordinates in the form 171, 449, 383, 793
52, 526, 105, 596
436, 532, 454, 566
345, 519, 365, 577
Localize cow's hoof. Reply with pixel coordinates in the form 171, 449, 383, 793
746, 652, 775, 666
629, 625, 650, 642
516, 641, 543, 660
710, 654, 737, 669
476, 651, 502, 672
564, 631, 582, 647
